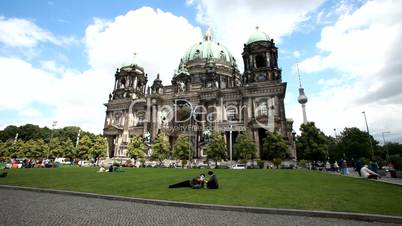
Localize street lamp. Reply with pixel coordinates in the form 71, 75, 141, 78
362, 111, 374, 159
292, 130, 297, 161
229, 124, 233, 167
382, 131, 391, 162
47, 121, 57, 159
333, 128, 337, 138
188, 119, 192, 168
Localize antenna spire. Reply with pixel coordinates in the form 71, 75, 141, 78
297, 64, 302, 88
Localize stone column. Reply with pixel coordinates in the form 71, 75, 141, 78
247, 98, 252, 121
220, 97, 224, 122
134, 77, 138, 90
253, 129, 260, 159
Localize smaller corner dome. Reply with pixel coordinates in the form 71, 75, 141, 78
246, 26, 271, 44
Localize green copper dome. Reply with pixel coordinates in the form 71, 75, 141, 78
247, 27, 271, 44
181, 29, 236, 66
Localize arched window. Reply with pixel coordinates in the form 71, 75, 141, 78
226, 107, 238, 121
255, 54, 267, 68
194, 49, 200, 59
137, 112, 145, 126
257, 101, 268, 116
120, 78, 126, 88
220, 50, 226, 60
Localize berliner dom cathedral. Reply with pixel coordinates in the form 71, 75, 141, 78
103, 28, 296, 160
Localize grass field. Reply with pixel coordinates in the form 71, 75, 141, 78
1, 167, 401, 216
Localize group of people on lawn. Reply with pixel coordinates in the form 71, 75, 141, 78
169, 171, 219, 189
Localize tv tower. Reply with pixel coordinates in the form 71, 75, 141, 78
297, 65, 308, 124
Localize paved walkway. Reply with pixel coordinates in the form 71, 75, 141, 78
0, 189, 400, 226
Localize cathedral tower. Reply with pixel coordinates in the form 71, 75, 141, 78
242, 26, 281, 84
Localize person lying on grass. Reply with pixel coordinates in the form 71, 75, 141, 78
169, 173, 206, 189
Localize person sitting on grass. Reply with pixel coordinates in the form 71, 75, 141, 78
169, 173, 206, 189
206, 171, 219, 189
360, 165, 381, 179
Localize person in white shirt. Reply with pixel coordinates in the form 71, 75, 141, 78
360, 165, 380, 179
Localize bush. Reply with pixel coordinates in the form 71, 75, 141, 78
272, 158, 282, 169
215, 165, 229, 169
138, 159, 145, 168
181, 159, 187, 167
298, 159, 308, 168
389, 155, 402, 170
257, 160, 264, 169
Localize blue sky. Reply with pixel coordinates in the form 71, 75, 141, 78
0, 0, 401, 143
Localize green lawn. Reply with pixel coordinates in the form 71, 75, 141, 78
1, 167, 401, 216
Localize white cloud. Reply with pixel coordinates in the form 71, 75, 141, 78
188, 0, 324, 71
292, 50, 301, 59
0, 56, 111, 132
0, 17, 76, 48
84, 7, 202, 84
19, 108, 43, 118
294, 0, 402, 140
0, 7, 203, 133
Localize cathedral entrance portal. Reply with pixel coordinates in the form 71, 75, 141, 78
107, 136, 116, 158
226, 131, 239, 159
258, 128, 267, 159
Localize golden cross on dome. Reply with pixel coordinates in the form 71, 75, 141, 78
204, 26, 212, 41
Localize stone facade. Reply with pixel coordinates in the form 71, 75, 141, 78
103, 29, 296, 160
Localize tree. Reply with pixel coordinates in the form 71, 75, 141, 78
173, 134, 191, 161
76, 134, 92, 160
337, 127, 379, 160
10, 140, 26, 158
90, 135, 107, 163
151, 133, 171, 165
263, 131, 289, 166
56, 126, 81, 143
60, 139, 75, 160
0, 126, 19, 142
25, 139, 48, 159
0, 140, 13, 159
49, 137, 63, 158
127, 135, 146, 162
384, 142, 402, 156
234, 130, 256, 161
296, 122, 329, 161
327, 136, 342, 161
206, 132, 227, 165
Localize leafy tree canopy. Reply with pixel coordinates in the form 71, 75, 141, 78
127, 135, 146, 160
206, 132, 227, 164
151, 133, 171, 164
296, 122, 329, 161
263, 131, 289, 161
173, 133, 191, 160
234, 130, 256, 161
337, 127, 379, 160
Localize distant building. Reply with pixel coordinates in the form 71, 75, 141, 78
103, 28, 296, 160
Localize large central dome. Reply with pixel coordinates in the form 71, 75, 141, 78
180, 29, 237, 67
172, 29, 241, 89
